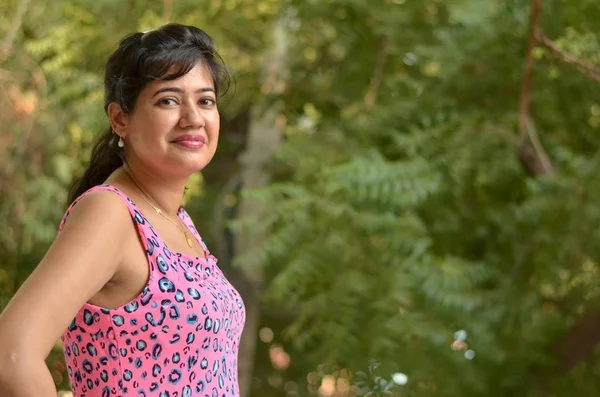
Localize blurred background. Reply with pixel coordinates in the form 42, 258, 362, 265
2, 0, 600, 396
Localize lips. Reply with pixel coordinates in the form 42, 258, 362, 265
171, 134, 206, 148
172, 135, 206, 144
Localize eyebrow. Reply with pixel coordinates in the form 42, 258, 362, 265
152, 87, 215, 97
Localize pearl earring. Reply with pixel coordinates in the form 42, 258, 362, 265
118, 136, 124, 148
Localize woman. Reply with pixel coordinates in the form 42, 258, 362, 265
0, 24, 245, 397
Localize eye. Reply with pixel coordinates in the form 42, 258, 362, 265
157, 97, 178, 106
199, 98, 216, 107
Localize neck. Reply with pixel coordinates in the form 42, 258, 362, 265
118, 162, 187, 217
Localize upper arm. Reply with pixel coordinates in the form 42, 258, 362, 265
0, 190, 132, 360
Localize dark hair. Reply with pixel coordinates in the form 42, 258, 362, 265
68, 23, 230, 204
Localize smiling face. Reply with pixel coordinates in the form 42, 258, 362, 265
112, 62, 220, 178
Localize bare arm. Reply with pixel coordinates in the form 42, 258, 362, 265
0, 191, 132, 396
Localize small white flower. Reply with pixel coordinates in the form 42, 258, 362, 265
454, 329, 468, 341
392, 372, 408, 386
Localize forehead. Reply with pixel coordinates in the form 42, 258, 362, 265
149, 62, 215, 90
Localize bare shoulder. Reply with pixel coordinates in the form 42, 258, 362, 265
0, 188, 133, 361
62, 188, 132, 230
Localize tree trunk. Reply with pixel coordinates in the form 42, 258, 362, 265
234, 107, 282, 397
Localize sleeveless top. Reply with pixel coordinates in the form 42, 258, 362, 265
58, 185, 246, 397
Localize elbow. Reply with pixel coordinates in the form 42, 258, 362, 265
0, 343, 30, 382
0, 347, 16, 379
0, 343, 56, 396
0, 349, 23, 395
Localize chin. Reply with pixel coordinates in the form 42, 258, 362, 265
164, 148, 216, 175
185, 157, 214, 173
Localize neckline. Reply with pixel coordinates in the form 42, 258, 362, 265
99, 184, 213, 262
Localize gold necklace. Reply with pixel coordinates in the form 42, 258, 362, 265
123, 168, 195, 248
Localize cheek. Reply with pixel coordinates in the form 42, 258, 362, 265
148, 112, 179, 131
208, 112, 220, 139
130, 109, 171, 137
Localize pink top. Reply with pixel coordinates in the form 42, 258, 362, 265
58, 185, 245, 397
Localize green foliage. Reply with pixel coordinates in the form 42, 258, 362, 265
233, 0, 600, 396
352, 361, 400, 397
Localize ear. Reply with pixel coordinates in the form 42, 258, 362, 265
107, 102, 130, 137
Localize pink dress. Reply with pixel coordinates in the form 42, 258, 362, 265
58, 185, 246, 397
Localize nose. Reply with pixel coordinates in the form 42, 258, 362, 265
179, 102, 205, 129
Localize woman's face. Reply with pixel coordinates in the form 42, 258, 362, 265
121, 62, 220, 177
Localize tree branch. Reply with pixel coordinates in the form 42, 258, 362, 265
261, 17, 287, 95
0, 0, 31, 63
163, 0, 174, 21
517, 0, 555, 176
519, 0, 541, 136
536, 29, 600, 82
524, 115, 555, 175
364, 37, 388, 111
555, 313, 600, 373
486, 123, 521, 147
